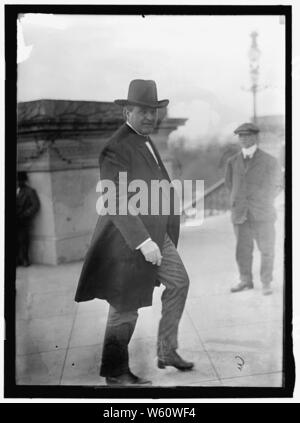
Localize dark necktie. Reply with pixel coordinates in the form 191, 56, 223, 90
243, 156, 251, 162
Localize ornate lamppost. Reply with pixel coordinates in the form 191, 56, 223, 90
248, 31, 261, 123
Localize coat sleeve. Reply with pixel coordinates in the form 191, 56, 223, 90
98, 142, 150, 250
268, 157, 283, 198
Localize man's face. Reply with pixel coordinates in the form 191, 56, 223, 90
238, 133, 258, 149
126, 106, 158, 135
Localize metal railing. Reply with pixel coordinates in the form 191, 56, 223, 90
181, 178, 229, 224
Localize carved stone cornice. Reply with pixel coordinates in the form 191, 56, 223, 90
17, 99, 187, 172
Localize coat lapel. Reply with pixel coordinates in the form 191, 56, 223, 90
237, 153, 246, 175
147, 136, 171, 182
124, 124, 171, 180
237, 148, 262, 174
135, 140, 162, 175
246, 148, 263, 173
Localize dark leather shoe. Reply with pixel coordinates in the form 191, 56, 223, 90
158, 350, 194, 371
230, 282, 254, 293
105, 371, 152, 386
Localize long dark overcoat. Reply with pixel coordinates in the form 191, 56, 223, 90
75, 124, 180, 311
225, 148, 282, 224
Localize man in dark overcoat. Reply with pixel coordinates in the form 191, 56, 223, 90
225, 122, 282, 295
75, 80, 193, 385
16, 171, 40, 266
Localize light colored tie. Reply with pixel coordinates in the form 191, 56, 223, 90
145, 139, 159, 165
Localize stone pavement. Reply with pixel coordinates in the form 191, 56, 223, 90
15, 210, 284, 387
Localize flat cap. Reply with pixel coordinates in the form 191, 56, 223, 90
234, 122, 260, 135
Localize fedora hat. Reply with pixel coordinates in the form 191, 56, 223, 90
114, 79, 169, 109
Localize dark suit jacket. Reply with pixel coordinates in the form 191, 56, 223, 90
75, 124, 180, 311
225, 148, 282, 224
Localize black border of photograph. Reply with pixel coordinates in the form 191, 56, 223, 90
4, 3, 294, 399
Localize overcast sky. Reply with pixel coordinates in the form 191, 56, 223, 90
17, 13, 285, 143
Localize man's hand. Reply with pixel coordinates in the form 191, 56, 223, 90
140, 240, 162, 266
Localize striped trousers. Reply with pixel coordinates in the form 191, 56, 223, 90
100, 233, 190, 377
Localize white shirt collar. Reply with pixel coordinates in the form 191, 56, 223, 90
126, 121, 148, 138
242, 144, 257, 159
126, 122, 158, 164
